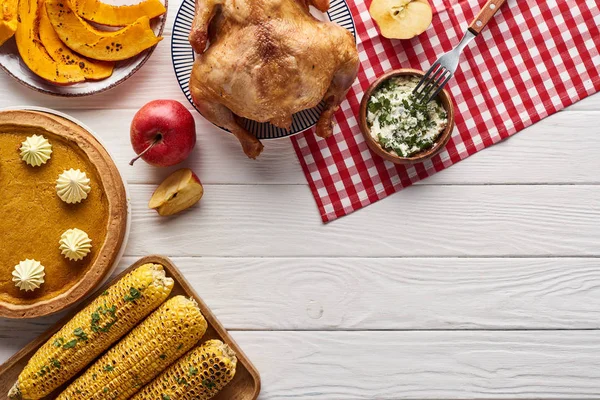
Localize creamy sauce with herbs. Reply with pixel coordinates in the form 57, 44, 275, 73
367, 76, 448, 157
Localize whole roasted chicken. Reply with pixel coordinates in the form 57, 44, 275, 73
188, 0, 359, 158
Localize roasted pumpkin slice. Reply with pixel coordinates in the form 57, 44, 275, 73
39, 2, 114, 80
46, 0, 163, 62
73, 0, 166, 27
0, 19, 16, 46
15, 0, 85, 84
0, 0, 18, 46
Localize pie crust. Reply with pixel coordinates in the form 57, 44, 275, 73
0, 110, 127, 319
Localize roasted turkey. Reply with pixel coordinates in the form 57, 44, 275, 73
188, 0, 359, 158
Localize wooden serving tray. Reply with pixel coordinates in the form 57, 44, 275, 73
0, 255, 261, 400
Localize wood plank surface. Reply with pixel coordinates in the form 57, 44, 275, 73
229, 330, 600, 399
1, 257, 600, 337
122, 184, 600, 257
4, 109, 598, 186
0, 0, 598, 397
0, 256, 261, 400
3, 330, 600, 399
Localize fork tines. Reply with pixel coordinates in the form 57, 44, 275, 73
413, 63, 453, 104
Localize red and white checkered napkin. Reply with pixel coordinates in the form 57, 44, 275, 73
291, 0, 600, 222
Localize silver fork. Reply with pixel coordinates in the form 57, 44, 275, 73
413, 0, 508, 104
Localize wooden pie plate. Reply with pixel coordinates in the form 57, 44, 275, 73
0, 255, 262, 400
0, 110, 128, 319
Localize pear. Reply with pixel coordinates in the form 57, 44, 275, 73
149, 168, 204, 216
369, 0, 432, 40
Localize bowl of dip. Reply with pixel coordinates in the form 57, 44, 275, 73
359, 69, 455, 164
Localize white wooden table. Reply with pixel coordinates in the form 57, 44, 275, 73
2, 4, 600, 397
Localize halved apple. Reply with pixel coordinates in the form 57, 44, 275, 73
149, 168, 204, 216
369, 0, 432, 40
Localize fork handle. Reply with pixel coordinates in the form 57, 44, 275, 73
468, 0, 507, 35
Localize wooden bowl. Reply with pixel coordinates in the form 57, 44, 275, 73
358, 68, 455, 165
0, 256, 261, 399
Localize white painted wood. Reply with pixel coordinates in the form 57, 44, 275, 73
123, 184, 600, 257
61, 109, 306, 185
1, 2, 599, 397
9, 109, 599, 185
229, 330, 600, 399
2, 257, 600, 336
3, 330, 600, 398
423, 110, 600, 185
566, 92, 600, 110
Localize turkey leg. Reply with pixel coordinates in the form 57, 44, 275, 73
189, 0, 221, 54
316, 53, 359, 137
194, 95, 264, 159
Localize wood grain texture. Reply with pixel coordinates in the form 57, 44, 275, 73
2, 257, 600, 337
229, 330, 600, 399
468, 0, 507, 34
0, 256, 260, 400
57, 109, 600, 185
4, 330, 600, 399
0, 0, 598, 397
121, 184, 600, 257
60, 109, 305, 185
564, 92, 600, 110
4, 110, 600, 186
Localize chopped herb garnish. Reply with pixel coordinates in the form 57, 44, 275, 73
62, 339, 77, 349
51, 358, 61, 368
102, 290, 109, 296
92, 373, 97, 380
103, 364, 114, 372
91, 304, 118, 333
74, 327, 88, 341
366, 76, 447, 157
188, 366, 198, 376
162, 394, 171, 400
159, 354, 166, 360
103, 387, 109, 393
124, 287, 141, 302
202, 379, 216, 390
38, 365, 50, 377
177, 344, 183, 350
176, 376, 188, 385
53, 338, 65, 347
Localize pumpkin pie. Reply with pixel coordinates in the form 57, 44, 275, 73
0, 110, 127, 318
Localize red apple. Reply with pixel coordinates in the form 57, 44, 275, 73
130, 100, 196, 167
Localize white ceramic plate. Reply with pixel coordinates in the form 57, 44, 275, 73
171, 0, 356, 139
0, 1, 167, 97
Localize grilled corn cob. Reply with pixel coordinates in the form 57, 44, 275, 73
8, 263, 174, 400
131, 339, 237, 400
57, 295, 208, 400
